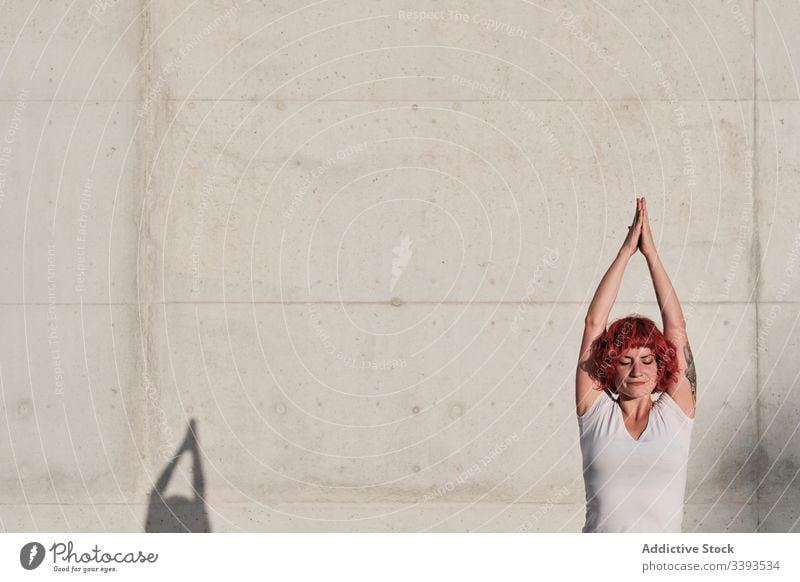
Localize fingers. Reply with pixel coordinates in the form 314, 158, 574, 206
635, 196, 646, 223
635, 200, 644, 233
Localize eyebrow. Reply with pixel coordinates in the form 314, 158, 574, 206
619, 353, 655, 359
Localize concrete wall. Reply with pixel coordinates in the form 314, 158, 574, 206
0, 0, 798, 532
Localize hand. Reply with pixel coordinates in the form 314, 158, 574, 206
620, 197, 642, 257
637, 197, 657, 259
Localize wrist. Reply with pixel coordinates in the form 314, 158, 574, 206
644, 250, 660, 264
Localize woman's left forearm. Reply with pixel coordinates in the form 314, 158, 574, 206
645, 251, 686, 332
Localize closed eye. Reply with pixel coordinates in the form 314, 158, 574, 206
619, 358, 654, 364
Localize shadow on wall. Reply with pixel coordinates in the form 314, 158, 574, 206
145, 418, 211, 532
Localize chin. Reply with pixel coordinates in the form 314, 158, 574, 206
619, 384, 653, 398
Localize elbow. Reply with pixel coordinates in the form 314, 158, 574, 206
664, 321, 687, 337
584, 316, 605, 329
664, 315, 687, 330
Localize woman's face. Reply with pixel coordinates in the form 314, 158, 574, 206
613, 346, 658, 398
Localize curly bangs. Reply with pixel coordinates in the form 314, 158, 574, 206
587, 315, 680, 393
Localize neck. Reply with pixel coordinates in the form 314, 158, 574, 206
617, 393, 653, 419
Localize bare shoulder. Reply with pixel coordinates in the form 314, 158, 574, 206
576, 322, 606, 416
576, 361, 605, 416
663, 325, 696, 419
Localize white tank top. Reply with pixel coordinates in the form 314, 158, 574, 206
578, 389, 694, 532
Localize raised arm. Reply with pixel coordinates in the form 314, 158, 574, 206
576, 198, 642, 415
638, 198, 686, 332
638, 197, 696, 418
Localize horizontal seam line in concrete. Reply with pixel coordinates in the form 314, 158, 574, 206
3, 300, 789, 306
168, 98, 787, 103
0, 500, 772, 506
2, 98, 798, 103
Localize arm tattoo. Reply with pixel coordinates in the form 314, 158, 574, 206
683, 342, 696, 404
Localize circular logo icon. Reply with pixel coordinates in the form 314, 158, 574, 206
20, 542, 46, 570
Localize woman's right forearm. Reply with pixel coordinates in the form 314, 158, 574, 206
585, 250, 631, 327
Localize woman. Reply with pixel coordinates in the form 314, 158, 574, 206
576, 197, 697, 533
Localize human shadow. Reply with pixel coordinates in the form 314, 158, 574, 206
145, 418, 211, 532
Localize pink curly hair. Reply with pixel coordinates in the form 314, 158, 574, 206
587, 315, 680, 393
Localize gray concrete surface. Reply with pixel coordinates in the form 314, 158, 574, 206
0, 0, 798, 532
